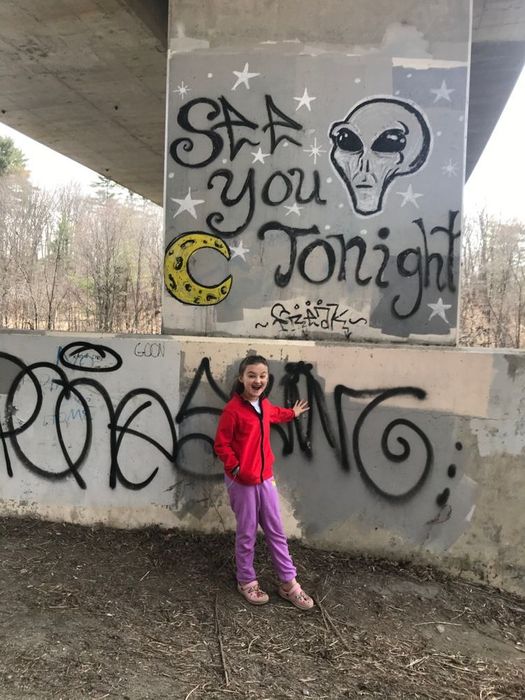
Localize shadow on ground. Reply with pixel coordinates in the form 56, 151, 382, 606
0, 517, 523, 699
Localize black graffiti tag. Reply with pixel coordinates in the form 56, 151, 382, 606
263, 299, 367, 339
258, 212, 460, 319
0, 352, 458, 507
0, 350, 176, 491
170, 94, 303, 168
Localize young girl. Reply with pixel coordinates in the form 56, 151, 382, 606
214, 355, 314, 610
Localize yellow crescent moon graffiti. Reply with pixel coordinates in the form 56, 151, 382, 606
164, 232, 232, 306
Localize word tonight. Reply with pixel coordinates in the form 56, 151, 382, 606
257, 210, 460, 320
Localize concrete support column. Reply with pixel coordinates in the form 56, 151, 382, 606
163, 0, 471, 344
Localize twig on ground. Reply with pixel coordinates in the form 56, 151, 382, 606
215, 593, 230, 686
406, 655, 429, 668
414, 621, 462, 626
184, 684, 201, 700
316, 595, 351, 652
247, 635, 260, 654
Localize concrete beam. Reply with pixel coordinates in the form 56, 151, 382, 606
467, 39, 525, 179
0, 0, 523, 202
0, 0, 167, 203
121, 0, 168, 48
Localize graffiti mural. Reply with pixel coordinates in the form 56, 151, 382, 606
0, 344, 176, 491
164, 232, 232, 305
164, 51, 468, 343
328, 97, 432, 216
255, 299, 367, 339
0, 334, 477, 547
0, 345, 461, 509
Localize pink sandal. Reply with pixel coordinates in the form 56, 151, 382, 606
237, 580, 269, 605
279, 580, 314, 610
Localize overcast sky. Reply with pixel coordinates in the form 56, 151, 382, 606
0, 65, 524, 221
463, 65, 525, 222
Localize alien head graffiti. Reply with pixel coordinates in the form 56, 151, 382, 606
329, 97, 431, 216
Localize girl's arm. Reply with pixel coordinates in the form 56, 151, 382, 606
214, 409, 239, 471
268, 400, 309, 423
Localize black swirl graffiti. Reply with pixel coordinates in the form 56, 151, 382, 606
174, 357, 229, 481
0, 352, 454, 506
0, 351, 176, 490
278, 362, 439, 503
279, 361, 338, 459
58, 342, 123, 372
335, 385, 432, 501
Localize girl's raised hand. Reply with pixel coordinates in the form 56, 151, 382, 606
292, 400, 310, 417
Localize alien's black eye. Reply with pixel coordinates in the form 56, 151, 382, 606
334, 128, 363, 153
372, 128, 407, 152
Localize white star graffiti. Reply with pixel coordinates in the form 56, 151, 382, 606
428, 297, 452, 324
284, 203, 303, 217
303, 138, 326, 165
173, 81, 191, 100
231, 63, 260, 90
251, 147, 271, 164
430, 80, 455, 103
396, 184, 423, 208
442, 160, 459, 177
170, 188, 205, 219
230, 240, 250, 261
294, 87, 317, 111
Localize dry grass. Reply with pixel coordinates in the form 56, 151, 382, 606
0, 517, 523, 699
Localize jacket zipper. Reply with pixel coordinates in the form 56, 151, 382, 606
258, 401, 265, 483
244, 396, 265, 483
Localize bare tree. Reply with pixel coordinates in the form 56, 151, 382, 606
0, 175, 54, 329
41, 185, 86, 329
460, 212, 525, 348
1, 170, 163, 335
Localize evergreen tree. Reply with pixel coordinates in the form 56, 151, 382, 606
91, 175, 118, 200
0, 135, 27, 175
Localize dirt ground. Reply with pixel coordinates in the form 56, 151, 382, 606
0, 518, 523, 700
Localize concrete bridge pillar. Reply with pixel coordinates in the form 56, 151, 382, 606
163, 0, 471, 345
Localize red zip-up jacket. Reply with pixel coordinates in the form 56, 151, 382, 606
214, 393, 295, 485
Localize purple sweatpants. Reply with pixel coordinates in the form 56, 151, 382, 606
226, 476, 297, 584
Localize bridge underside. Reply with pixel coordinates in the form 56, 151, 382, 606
0, 0, 523, 204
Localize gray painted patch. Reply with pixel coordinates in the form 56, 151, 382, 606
164, 47, 468, 343
172, 356, 472, 550
504, 353, 525, 380
0, 357, 24, 394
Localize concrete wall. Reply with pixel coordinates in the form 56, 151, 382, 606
1, 331, 524, 595
3, 0, 522, 599
163, 0, 470, 343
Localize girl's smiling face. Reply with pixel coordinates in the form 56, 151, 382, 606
239, 362, 268, 401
